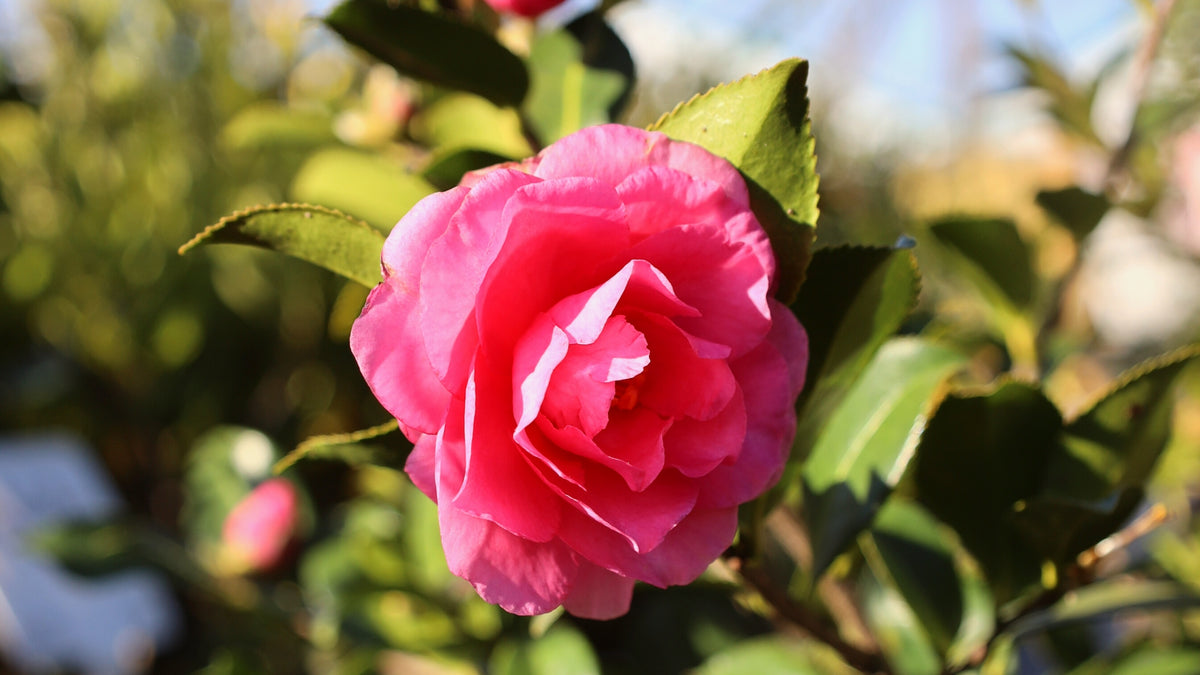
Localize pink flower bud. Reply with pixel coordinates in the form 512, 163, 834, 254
483, 0, 566, 18
222, 478, 299, 571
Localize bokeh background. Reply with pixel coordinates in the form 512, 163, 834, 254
3, 0, 1200, 672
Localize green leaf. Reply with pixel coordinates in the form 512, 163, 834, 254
290, 148, 436, 231
928, 216, 1034, 311
422, 147, 513, 190
179, 203, 385, 288
693, 637, 858, 675
273, 420, 404, 474
31, 520, 142, 577
860, 569, 942, 675
1006, 45, 1102, 147
220, 102, 335, 151
323, 0, 528, 108
864, 501, 967, 657
803, 337, 966, 576
525, 26, 629, 144
1036, 187, 1109, 240
410, 92, 533, 158
490, 623, 601, 675
1007, 580, 1200, 641
911, 381, 1063, 604
1107, 647, 1200, 675
649, 58, 817, 301
1050, 345, 1200, 501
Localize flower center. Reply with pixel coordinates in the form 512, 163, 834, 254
612, 372, 648, 411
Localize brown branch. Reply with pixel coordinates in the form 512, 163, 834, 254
736, 561, 889, 674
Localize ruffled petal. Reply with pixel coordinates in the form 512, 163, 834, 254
562, 563, 635, 620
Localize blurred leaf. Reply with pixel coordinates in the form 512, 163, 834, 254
1106, 647, 1200, 675
649, 58, 817, 301
565, 11, 635, 115
422, 147, 513, 190
1050, 345, 1200, 501
410, 92, 533, 158
31, 520, 142, 577
274, 420, 403, 473
179, 203, 385, 288
490, 622, 601, 675
220, 102, 336, 151
928, 216, 1034, 311
525, 27, 629, 144
864, 501, 965, 657
323, 0, 528, 108
181, 427, 281, 546
1007, 580, 1200, 641
911, 381, 1062, 604
1036, 187, 1110, 240
291, 148, 435, 231
1006, 45, 1102, 147
860, 569, 942, 675
803, 338, 965, 575
693, 636, 858, 675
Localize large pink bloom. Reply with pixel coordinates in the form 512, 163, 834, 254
351, 125, 808, 619
483, 0, 565, 18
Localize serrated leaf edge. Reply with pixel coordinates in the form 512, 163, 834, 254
274, 418, 400, 474
178, 202, 378, 256
1066, 343, 1200, 423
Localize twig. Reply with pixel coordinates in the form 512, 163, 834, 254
735, 561, 889, 674
1104, 0, 1181, 193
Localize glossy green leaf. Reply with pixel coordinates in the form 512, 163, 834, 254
1036, 187, 1109, 240
179, 203, 385, 288
803, 338, 965, 575
928, 216, 1034, 310
490, 623, 601, 675
410, 92, 533, 158
220, 102, 335, 151
911, 381, 1063, 604
290, 148, 435, 231
864, 501, 966, 657
694, 637, 858, 675
1007, 580, 1200, 641
860, 569, 941, 675
323, 0, 528, 108
649, 58, 817, 301
525, 26, 629, 144
422, 147, 513, 190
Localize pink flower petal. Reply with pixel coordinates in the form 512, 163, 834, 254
351, 280, 451, 436
558, 506, 737, 588
439, 502, 580, 615
695, 310, 804, 509
633, 313, 737, 421
453, 363, 564, 542
406, 433, 438, 501
563, 563, 636, 620
628, 220, 773, 357
537, 406, 671, 492
541, 316, 649, 436
616, 165, 755, 243
530, 125, 749, 208
663, 385, 747, 477
419, 169, 543, 395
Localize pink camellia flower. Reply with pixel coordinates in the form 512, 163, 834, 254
351, 124, 808, 619
482, 0, 565, 18
222, 478, 299, 571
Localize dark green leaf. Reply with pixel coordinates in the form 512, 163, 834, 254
911, 381, 1063, 604
565, 11, 635, 117
1007, 580, 1200, 641
30, 520, 141, 577
290, 148, 435, 231
865, 501, 966, 657
693, 637, 858, 675
1036, 187, 1109, 240
273, 420, 404, 474
649, 58, 818, 301
860, 569, 942, 675
323, 0, 528, 108
1050, 345, 1200, 501
928, 216, 1034, 310
803, 338, 965, 575
525, 27, 629, 144
179, 203, 385, 288
421, 147, 513, 190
